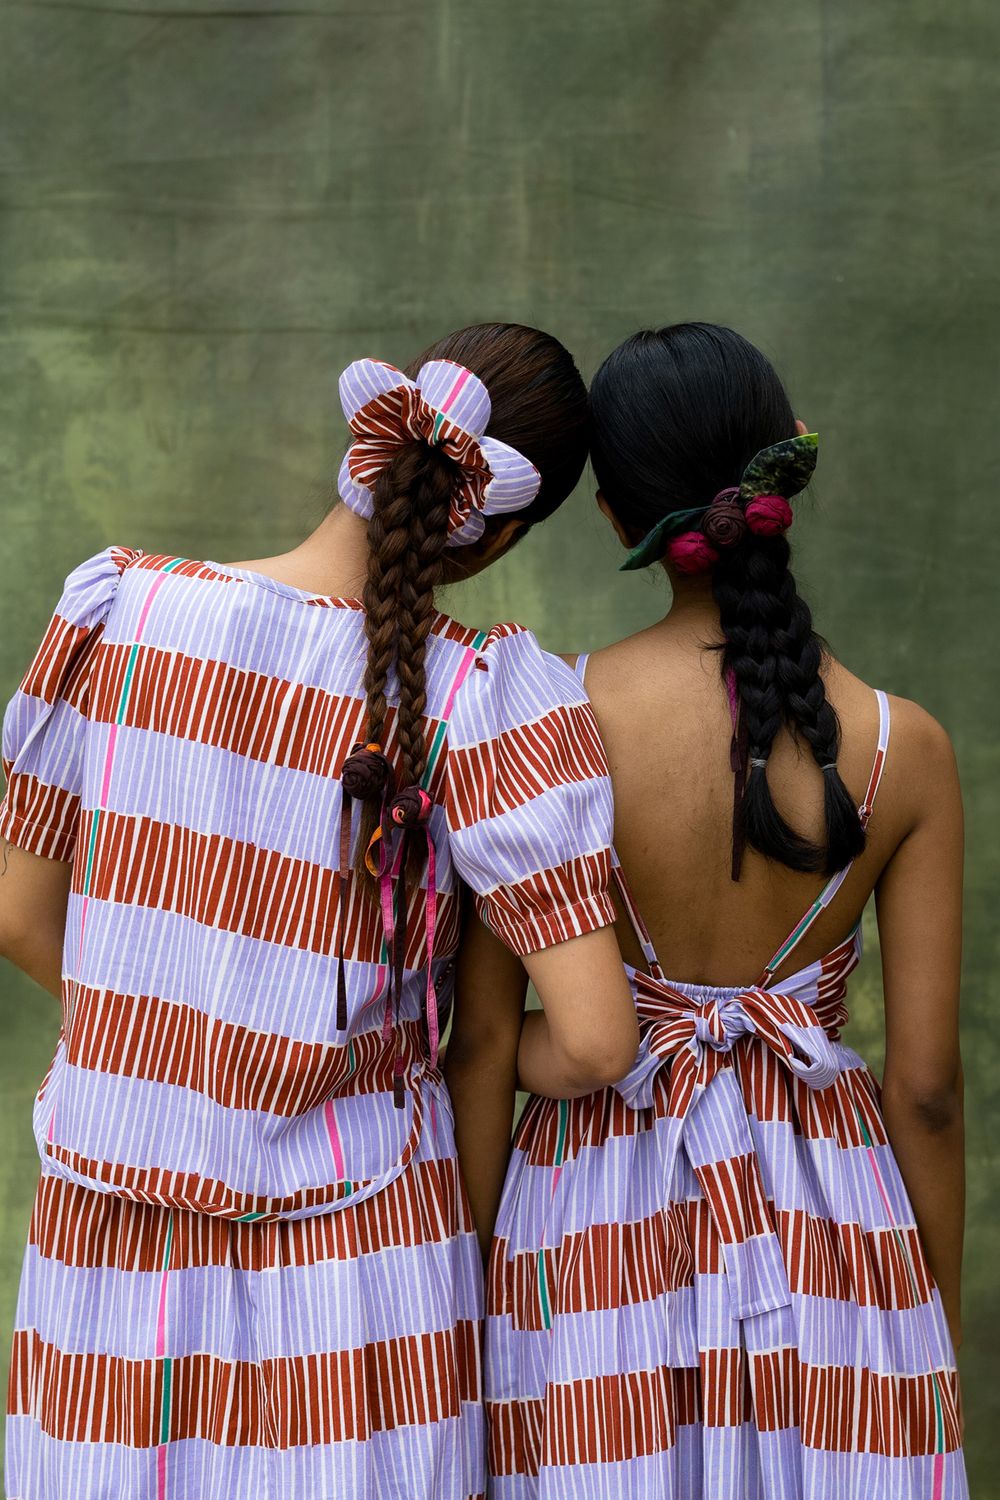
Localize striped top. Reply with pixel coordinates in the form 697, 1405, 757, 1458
1, 547, 615, 1221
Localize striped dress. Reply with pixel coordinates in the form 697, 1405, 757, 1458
2, 547, 616, 1500
487, 682, 969, 1499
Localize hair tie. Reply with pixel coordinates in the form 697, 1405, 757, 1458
341, 742, 391, 801
337, 358, 542, 547
749, 757, 769, 769
821, 761, 838, 774
390, 786, 434, 828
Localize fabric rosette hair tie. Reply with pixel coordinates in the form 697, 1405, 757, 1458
620, 431, 819, 573
337, 356, 542, 546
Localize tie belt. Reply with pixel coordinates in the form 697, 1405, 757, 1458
616, 979, 843, 1321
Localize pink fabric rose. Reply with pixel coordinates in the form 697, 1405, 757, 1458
744, 494, 793, 536
667, 531, 720, 574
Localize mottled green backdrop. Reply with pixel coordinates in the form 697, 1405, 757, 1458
1, 0, 997, 1487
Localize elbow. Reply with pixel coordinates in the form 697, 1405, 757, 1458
558, 1016, 640, 1093
883, 1074, 964, 1135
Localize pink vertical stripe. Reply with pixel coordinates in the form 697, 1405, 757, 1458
441, 647, 479, 720
932, 1452, 945, 1500
100, 724, 119, 806
154, 1264, 170, 1359
438, 367, 470, 414
156, 1443, 167, 1499
135, 570, 170, 640
323, 1100, 346, 1180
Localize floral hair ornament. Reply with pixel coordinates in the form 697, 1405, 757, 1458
619, 431, 819, 572
338, 357, 542, 546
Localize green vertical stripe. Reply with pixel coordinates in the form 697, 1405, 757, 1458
555, 1099, 568, 1167
421, 632, 489, 790
158, 1211, 174, 1445
115, 641, 142, 723
81, 808, 102, 895
159, 1358, 173, 1444
537, 1251, 551, 1331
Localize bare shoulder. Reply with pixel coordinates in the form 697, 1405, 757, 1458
883, 692, 960, 790
822, 658, 962, 842
827, 657, 956, 767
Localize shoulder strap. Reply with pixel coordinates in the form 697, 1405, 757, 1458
612, 861, 666, 981
758, 689, 892, 986
569, 649, 665, 976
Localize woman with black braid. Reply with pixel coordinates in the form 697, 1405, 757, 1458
454, 324, 968, 1497
0, 322, 637, 1500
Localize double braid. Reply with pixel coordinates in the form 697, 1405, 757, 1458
356, 443, 456, 874
713, 534, 866, 874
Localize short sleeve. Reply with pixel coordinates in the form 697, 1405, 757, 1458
0, 546, 138, 862
444, 624, 616, 956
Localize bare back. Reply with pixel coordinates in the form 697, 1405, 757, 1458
577, 607, 954, 989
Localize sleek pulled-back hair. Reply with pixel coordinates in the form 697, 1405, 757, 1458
355, 322, 588, 868
590, 322, 865, 876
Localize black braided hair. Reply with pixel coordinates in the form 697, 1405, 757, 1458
590, 322, 865, 876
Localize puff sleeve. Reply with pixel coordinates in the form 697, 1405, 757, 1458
0, 546, 138, 862
444, 623, 616, 956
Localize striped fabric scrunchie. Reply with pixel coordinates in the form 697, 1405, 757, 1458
337, 357, 542, 546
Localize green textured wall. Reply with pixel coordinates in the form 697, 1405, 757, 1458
1, 0, 996, 1487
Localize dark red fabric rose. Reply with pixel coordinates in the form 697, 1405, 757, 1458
701, 497, 748, 548
341, 744, 391, 801
390, 786, 433, 827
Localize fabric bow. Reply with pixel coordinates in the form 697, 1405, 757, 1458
338, 358, 542, 546
615, 972, 842, 1320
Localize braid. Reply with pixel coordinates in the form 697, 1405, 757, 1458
394, 462, 453, 788
714, 536, 866, 875
356, 443, 455, 876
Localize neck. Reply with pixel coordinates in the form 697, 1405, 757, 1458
275, 502, 371, 600
653, 567, 722, 645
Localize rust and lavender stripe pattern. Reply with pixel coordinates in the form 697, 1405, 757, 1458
2, 547, 617, 1499
487, 690, 968, 1499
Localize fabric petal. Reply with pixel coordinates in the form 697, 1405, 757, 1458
445, 509, 486, 548
416, 360, 491, 438
337, 451, 375, 518
338, 358, 415, 424
478, 436, 542, 515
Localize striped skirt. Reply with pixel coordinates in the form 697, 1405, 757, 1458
6, 1082, 485, 1500
485, 1037, 967, 1499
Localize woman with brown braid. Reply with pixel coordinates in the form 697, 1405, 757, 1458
452, 324, 968, 1498
0, 322, 637, 1499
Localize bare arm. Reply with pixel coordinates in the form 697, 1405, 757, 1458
0, 840, 70, 997
517, 926, 638, 1099
875, 708, 964, 1350
444, 906, 528, 1260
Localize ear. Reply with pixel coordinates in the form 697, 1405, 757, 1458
794, 417, 809, 436
471, 515, 526, 566
597, 491, 632, 549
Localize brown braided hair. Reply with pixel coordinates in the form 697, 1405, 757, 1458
353, 322, 589, 875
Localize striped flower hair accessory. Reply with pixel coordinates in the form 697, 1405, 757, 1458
338, 357, 542, 546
